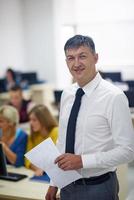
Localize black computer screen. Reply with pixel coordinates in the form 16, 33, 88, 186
54, 90, 63, 104
124, 90, 134, 108
0, 79, 6, 92
21, 72, 38, 85
0, 144, 8, 176
101, 72, 122, 82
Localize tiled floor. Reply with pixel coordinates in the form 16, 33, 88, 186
126, 163, 134, 200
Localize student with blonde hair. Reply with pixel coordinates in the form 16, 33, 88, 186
25, 104, 58, 176
0, 105, 28, 167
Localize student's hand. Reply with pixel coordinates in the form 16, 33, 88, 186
35, 168, 44, 176
45, 186, 58, 200
55, 153, 83, 170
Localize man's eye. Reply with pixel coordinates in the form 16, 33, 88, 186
80, 55, 86, 59
67, 57, 74, 61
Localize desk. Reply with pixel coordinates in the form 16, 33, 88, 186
0, 166, 49, 200
117, 164, 128, 200
0, 165, 128, 200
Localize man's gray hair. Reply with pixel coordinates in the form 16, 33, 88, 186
64, 35, 96, 54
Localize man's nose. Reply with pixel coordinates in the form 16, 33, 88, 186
74, 57, 80, 67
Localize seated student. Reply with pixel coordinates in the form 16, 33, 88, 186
0, 105, 28, 167
8, 85, 32, 123
25, 104, 58, 176
5, 68, 17, 91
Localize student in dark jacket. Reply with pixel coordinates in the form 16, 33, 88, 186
8, 85, 33, 123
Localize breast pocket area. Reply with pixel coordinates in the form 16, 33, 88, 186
85, 115, 110, 137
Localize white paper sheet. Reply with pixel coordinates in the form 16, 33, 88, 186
25, 138, 82, 188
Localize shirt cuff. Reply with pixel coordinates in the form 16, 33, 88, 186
82, 154, 97, 168
50, 180, 57, 187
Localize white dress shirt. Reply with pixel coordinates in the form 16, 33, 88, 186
57, 72, 134, 178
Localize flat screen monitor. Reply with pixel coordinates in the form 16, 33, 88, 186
54, 90, 63, 104
124, 90, 134, 108
0, 78, 6, 92
101, 72, 122, 82
0, 143, 27, 181
21, 72, 38, 85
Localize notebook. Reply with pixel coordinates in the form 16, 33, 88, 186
30, 173, 50, 183
0, 143, 27, 181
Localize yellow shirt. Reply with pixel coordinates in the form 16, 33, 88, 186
25, 127, 58, 168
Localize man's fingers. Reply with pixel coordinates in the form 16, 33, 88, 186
58, 160, 72, 170
55, 154, 65, 164
55, 153, 70, 163
57, 158, 67, 167
54, 154, 73, 170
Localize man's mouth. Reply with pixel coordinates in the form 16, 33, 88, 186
74, 68, 84, 73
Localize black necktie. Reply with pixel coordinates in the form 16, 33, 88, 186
65, 88, 85, 153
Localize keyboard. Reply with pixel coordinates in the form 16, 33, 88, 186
0, 172, 27, 181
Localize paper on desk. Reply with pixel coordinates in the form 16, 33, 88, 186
25, 138, 82, 189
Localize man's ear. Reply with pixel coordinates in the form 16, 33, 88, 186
94, 53, 98, 64
65, 59, 69, 69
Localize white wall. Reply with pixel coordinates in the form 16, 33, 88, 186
52, 0, 76, 89
0, 0, 25, 77
75, 0, 134, 80
0, 0, 56, 85
53, 0, 134, 85
23, 0, 56, 82
0, 0, 134, 87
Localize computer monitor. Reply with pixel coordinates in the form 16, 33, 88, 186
0, 143, 7, 176
101, 72, 122, 82
0, 78, 6, 92
125, 80, 134, 90
21, 72, 38, 85
54, 90, 63, 104
124, 90, 134, 108
0, 144, 27, 181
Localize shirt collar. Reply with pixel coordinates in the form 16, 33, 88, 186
75, 72, 102, 97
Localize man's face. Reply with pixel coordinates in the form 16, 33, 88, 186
65, 46, 98, 87
9, 90, 23, 108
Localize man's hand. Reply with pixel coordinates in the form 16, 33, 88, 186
45, 186, 58, 200
55, 153, 83, 170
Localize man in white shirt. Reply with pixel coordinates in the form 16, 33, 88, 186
45, 35, 134, 200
